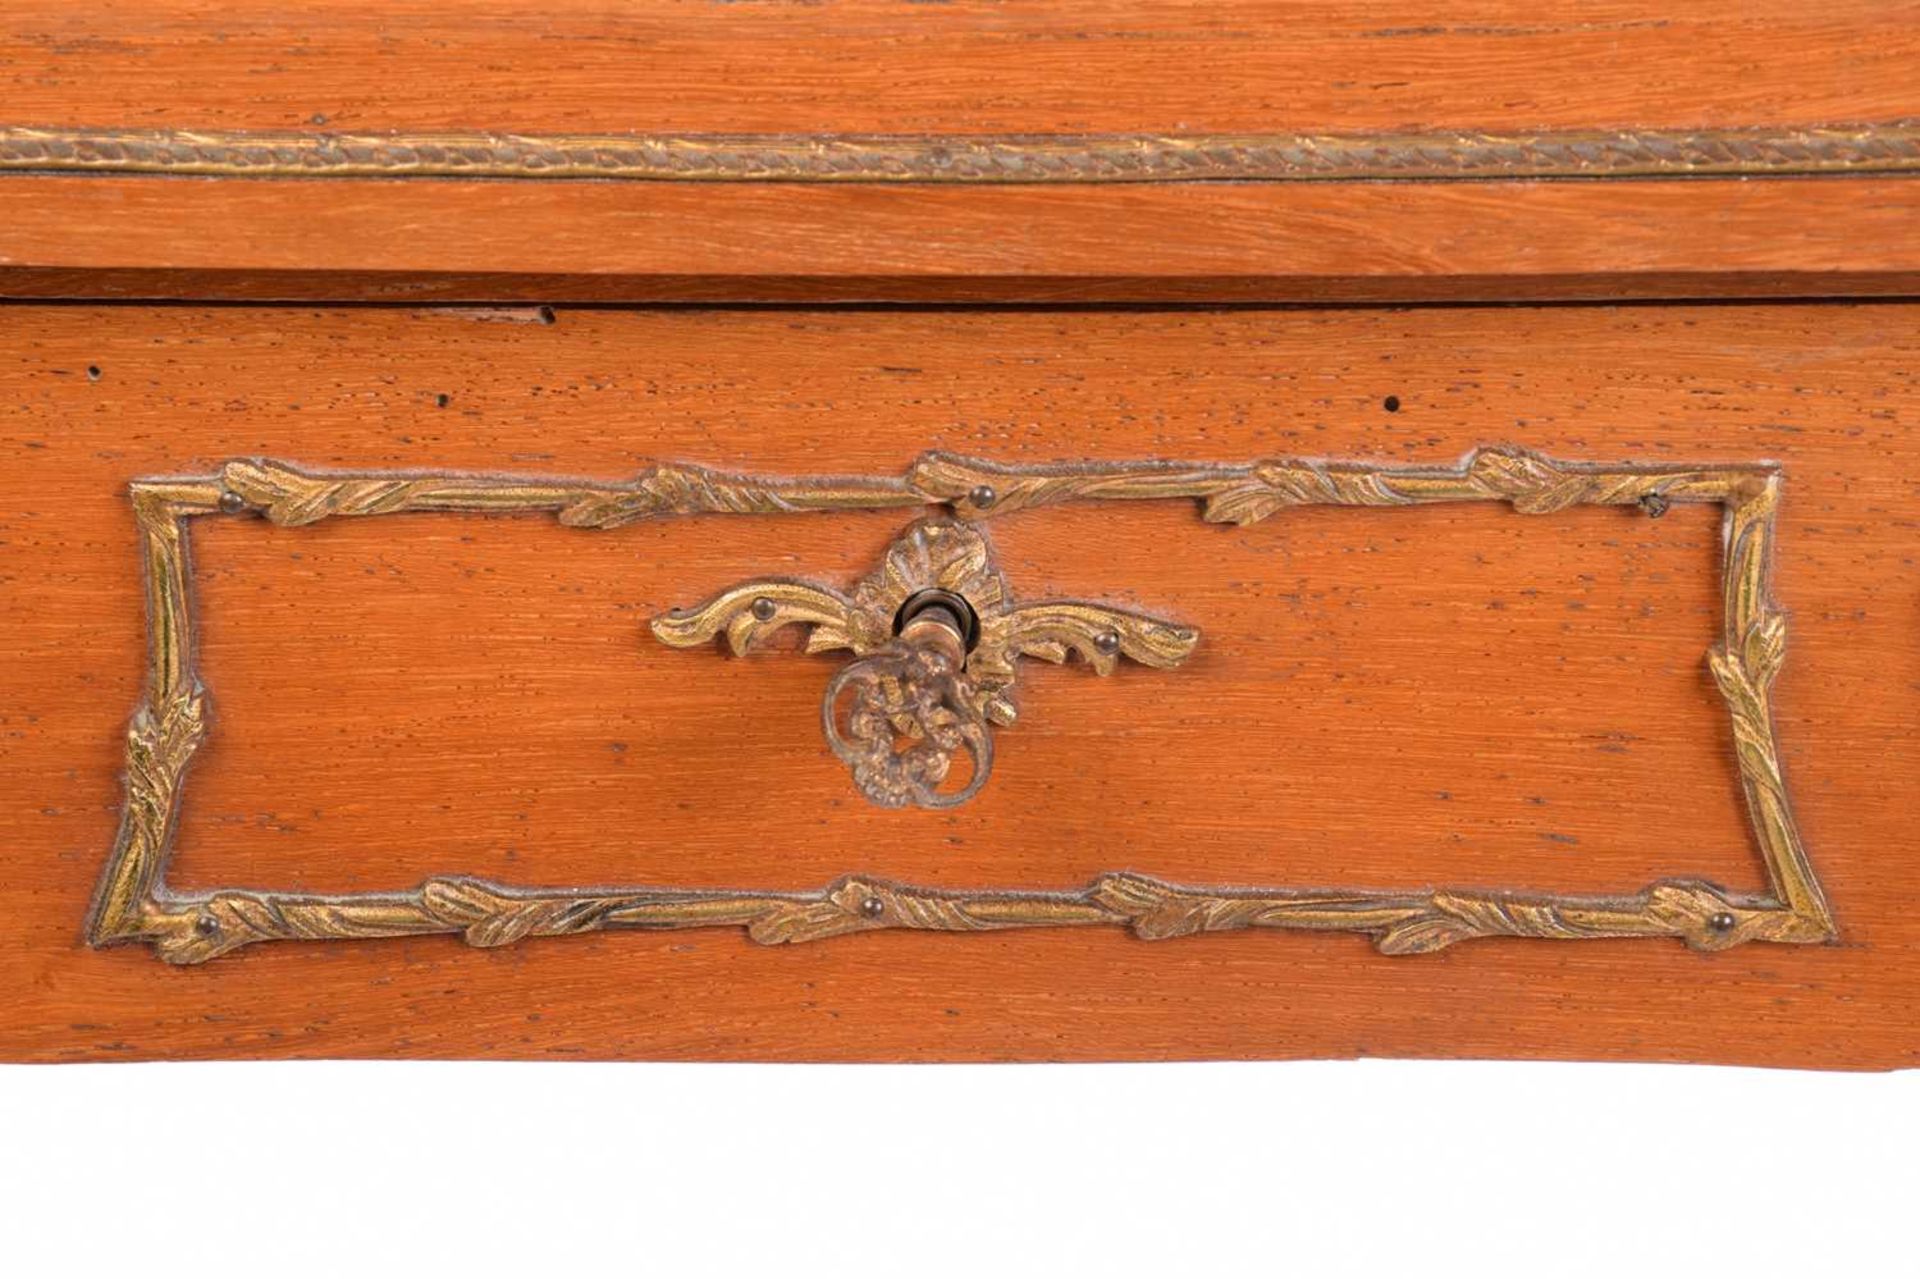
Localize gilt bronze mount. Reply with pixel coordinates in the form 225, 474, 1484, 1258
651, 518, 1198, 808
88, 447, 1835, 963
6, 123, 1918, 184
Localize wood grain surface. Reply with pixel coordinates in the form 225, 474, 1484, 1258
4, 1, 1915, 135
4, 3, 1918, 305
3, 175, 1919, 305
0, 301, 1914, 1065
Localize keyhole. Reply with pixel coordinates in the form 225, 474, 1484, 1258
894, 588, 981, 652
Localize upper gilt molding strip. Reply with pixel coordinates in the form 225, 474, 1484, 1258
4, 123, 1917, 183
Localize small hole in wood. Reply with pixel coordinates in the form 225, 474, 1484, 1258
86, 365, 102, 382
537, 306, 557, 325
1382, 395, 1401, 413
435, 393, 450, 408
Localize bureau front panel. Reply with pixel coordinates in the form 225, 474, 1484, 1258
1, 303, 1912, 1065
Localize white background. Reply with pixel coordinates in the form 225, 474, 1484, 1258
3, 1060, 1913, 1276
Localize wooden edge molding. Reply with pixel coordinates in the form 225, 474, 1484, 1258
5, 123, 1919, 184
5, 176, 1916, 307
86, 447, 1836, 965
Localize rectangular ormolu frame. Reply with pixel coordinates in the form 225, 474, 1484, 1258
88, 447, 1836, 964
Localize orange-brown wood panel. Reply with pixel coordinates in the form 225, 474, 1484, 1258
5, 4, 1917, 306
3, 1, 1915, 135
2, 176, 1918, 304
0, 301, 1916, 1065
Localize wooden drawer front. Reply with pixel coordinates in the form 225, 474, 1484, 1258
1, 301, 1914, 1067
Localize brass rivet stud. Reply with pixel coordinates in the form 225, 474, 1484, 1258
860, 896, 885, 919
1709, 911, 1737, 933
750, 596, 777, 622
1094, 630, 1121, 656
1639, 493, 1671, 519
967, 485, 997, 511
193, 913, 220, 937
217, 490, 248, 515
